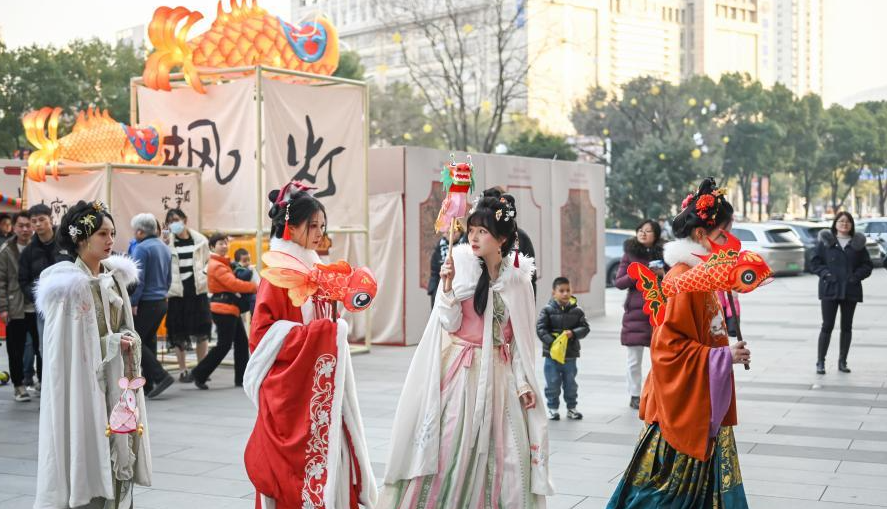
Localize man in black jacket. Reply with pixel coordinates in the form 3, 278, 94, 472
536, 276, 589, 421
427, 234, 449, 307
18, 204, 72, 367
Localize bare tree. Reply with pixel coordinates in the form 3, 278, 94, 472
375, 0, 532, 153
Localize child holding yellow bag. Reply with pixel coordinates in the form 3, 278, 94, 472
536, 276, 590, 420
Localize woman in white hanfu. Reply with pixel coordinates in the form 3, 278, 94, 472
379, 195, 554, 509
34, 200, 151, 509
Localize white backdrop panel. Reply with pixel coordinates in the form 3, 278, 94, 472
262, 79, 367, 230
25, 171, 106, 225
137, 79, 256, 231
111, 171, 201, 251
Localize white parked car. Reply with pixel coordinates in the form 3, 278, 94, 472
856, 218, 887, 266
730, 223, 805, 275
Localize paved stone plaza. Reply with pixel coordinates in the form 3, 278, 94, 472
1, 271, 886, 508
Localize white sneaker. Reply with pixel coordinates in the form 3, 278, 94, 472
28, 381, 41, 397
566, 408, 583, 420
546, 408, 560, 421
14, 386, 31, 402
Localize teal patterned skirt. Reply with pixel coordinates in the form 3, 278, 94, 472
607, 423, 748, 509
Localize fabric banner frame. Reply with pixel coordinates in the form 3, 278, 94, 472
131, 65, 372, 351
23, 163, 202, 252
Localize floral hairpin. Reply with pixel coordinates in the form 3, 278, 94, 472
68, 225, 82, 240
79, 214, 96, 230
92, 201, 108, 213
498, 197, 516, 222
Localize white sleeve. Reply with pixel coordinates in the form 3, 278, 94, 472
510, 338, 532, 396
437, 290, 463, 333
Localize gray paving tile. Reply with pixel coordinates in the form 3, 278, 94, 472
744, 478, 826, 500
750, 443, 887, 464
769, 425, 887, 442
575, 431, 638, 445
0, 457, 36, 477
0, 495, 36, 509
746, 495, 880, 509
822, 485, 887, 507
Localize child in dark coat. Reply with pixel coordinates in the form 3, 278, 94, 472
536, 276, 590, 420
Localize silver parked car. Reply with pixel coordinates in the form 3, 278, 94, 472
856, 218, 887, 267
730, 223, 805, 275
605, 229, 634, 287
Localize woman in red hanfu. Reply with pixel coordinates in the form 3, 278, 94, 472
242, 182, 377, 509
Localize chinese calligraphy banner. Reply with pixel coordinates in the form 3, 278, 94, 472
111, 170, 201, 250
262, 78, 367, 229
137, 78, 256, 231
25, 170, 106, 225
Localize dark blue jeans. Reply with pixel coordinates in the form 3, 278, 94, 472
544, 357, 578, 410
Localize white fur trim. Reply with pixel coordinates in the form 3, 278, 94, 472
323, 319, 349, 508
450, 243, 536, 295
269, 237, 322, 265
34, 255, 139, 316
35, 262, 90, 316
663, 238, 708, 268
242, 320, 302, 408
103, 254, 140, 287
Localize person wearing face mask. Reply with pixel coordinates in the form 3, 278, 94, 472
809, 211, 872, 375
242, 181, 377, 509
607, 178, 750, 509
34, 201, 151, 508
163, 208, 212, 383
379, 195, 553, 508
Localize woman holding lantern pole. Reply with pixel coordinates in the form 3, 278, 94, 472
378, 193, 553, 508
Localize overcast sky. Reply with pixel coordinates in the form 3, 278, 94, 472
0, 0, 292, 48
1, 0, 885, 106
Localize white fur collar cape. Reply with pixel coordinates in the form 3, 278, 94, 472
449, 243, 536, 296
383, 243, 555, 496
664, 237, 709, 268
33, 254, 152, 509
35, 254, 140, 314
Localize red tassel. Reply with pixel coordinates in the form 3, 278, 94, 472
282, 203, 291, 240
513, 248, 520, 268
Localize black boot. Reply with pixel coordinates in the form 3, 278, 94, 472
817, 331, 831, 374
838, 332, 852, 373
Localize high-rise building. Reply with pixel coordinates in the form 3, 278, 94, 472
115, 25, 146, 51
292, 0, 795, 134
682, 0, 772, 85
770, 0, 823, 97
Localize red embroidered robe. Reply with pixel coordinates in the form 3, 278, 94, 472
244, 280, 364, 509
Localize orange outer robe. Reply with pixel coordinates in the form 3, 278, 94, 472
638, 263, 738, 461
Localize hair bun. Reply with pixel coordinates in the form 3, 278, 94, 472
268, 189, 280, 204
697, 177, 718, 195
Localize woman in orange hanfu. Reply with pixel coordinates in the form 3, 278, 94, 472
607, 178, 759, 509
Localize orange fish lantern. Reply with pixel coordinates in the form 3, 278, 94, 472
628, 230, 773, 327
434, 154, 475, 233
22, 107, 163, 182
143, 0, 340, 94
260, 251, 377, 318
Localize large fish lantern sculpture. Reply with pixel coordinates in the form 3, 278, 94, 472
142, 0, 340, 94
22, 107, 162, 182
628, 230, 773, 327
260, 251, 377, 319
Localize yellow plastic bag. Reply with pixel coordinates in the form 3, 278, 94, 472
550, 332, 569, 364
